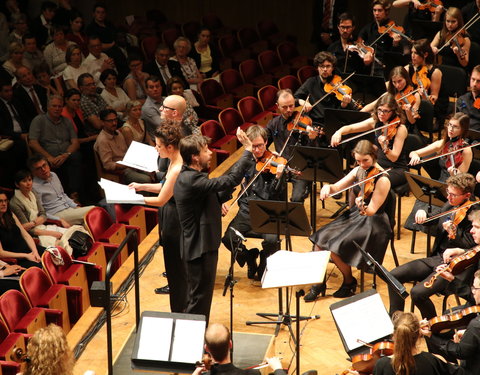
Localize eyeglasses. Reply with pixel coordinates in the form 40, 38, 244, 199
0, 199, 7, 203
447, 123, 461, 130
160, 104, 175, 111
104, 118, 118, 123
251, 143, 266, 150
318, 65, 333, 70
338, 25, 353, 30
377, 108, 393, 115
471, 286, 480, 292
447, 190, 466, 198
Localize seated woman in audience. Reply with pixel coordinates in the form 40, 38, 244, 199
305, 140, 391, 301
120, 100, 153, 147
189, 27, 220, 78
33, 63, 63, 97
332, 94, 409, 189
2, 41, 25, 78
43, 25, 75, 76
66, 12, 89, 57
9, 170, 69, 248
170, 36, 203, 91
0, 189, 43, 268
122, 55, 149, 103
431, 7, 470, 69
63, 44, 87, 89
166, 76, 199, 133
100, 68, 130, 119
8, 13, 27, 45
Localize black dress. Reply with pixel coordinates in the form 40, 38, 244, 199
309, 170, 391, 270
0, 222, 43, 268
373, 352, 461, 375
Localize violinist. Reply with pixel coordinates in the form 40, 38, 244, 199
457, 65, 480, 130
431, 7, 470, 68
332, 94, 409, 189
392, 0, 445, 23
221, 125, 285, 281
295, 51, 356, 127
388, 173, 479, 320
405, 39, 442, 106
373, 312, 459, 375
311, 0, 348, 51
266, 89, 320, 202
422, 267, 480, 375
304, 140, 391, 301
327, 13, 369, 74
387, 66, 421, 127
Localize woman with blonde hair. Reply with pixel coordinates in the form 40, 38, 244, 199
120, 100, 153, 146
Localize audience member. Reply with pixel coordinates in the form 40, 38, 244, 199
166, 76, 199, 133
78, 72, 108, 134
82, 36, 115, 86
53, 0, 79, 29
29, 1, 57, 49
141, 76, 164, 136
8, 13, 28, 45
123, 54, 148, 102
189, 27, 220, 78
12, 65, 48, 129
22, 34, 47, 71
144, 43, 188, 94
120, 100, 152, 146
63, 44, 88, 89
29, 95, 82, 199
160, 94, 194, 136
29, 153, 94, 225
170, 37, 203, 91
33, 63, 62, 97
2, 41, 25, 78
94, 108, 152, 184
100, 68, 129, 118
0, 258, 23, 294
66, 12, 89, 57
43, 25, 75, 77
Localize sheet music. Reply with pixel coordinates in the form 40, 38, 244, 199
170, 319, 206, 363
98, 178, 145, 204
116, 141, 158, 172
136, 317, 173, 360
331, 293, 393, 351
261, 250, 330, 288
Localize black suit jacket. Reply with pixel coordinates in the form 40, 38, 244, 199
173, 151, 250, 261
312, 0, 348, 40
0, 100, 26, 137
12, 84, 48, 131
144, 59, 189, 94
29, 16, 50, 49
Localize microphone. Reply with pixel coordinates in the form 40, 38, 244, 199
230, 227, 246, 242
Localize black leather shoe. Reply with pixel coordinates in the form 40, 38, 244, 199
254, 250, 267, 281
155, 285, 170, 294
246, 248, 259, 279
333, 278, 357, 298
304, 283, 326, 302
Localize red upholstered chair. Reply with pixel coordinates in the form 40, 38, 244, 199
200, 120, 237, 157
277, 41, 311, 72
161, 27, 181, 51
218, 108, 254, 135
239, 59, 273, 89
0, 319, 26, 373
258, 50, 290, 81
218, 34, 251, 68
297, 65, 317, 84
277, 75, 301, 92
1, 361, 21, 375
237, 96, 273, 127
76, 241, 107, 286
220, 69, 254, 100
0, 290, 54, 334
199, 79, 234, 110
191, 89, 221, 121
237, 27, 268, 56
115, 204, 158, 241
20, 267, 82, 331
141, 35, 160, 62
42, 247, 91, 312
257, 85, 278, 113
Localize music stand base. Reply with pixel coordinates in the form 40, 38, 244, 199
246, 312, 311, 341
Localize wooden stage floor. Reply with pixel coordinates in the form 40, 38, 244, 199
72, 154, 446, 375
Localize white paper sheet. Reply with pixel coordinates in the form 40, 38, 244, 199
116, 141, 158, 172
136, 317, 173, 360
170, 319, 206, 363
98, 178, 145, 204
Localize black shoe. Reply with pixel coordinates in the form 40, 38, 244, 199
155, 285, 170, 294
246, 248, 259, 279
333, 278, 357, 298
235, 249, 247, 267
304, 283, 326, 302
254, 250, 267, 281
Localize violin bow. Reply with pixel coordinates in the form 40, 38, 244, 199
277, 95, 310, 158
324, 168, 392, 199
424, 200, 480, 223
437, 12, 480, 53
412, 142, 480, 166
310, 71, 356, 109
337, 120, 400, 145
368, 23, 395, 47
396, 88, 421, 102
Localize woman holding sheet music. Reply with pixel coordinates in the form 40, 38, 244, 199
129, 121, 188, 313
305, 140, 391, 301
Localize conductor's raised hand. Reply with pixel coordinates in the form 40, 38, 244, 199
236, 128, 252, 152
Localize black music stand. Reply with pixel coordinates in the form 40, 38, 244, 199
410, 20, 442, 41
290, 146, 344, 230
405, 172, 448, 256
246, 200, 311, 336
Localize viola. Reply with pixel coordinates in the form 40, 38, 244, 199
417, 0, 443, 13
427, 305, 480, 333
324, 75, 363, 109
396, 86, 420, 119
378, 116, 401, 154
378, 20, 413, 43
412, 65, 431, 100
424, 245, 480, 288
255, 150, 300, 176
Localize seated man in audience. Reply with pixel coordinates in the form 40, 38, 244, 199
94, 108, 152, 184
29, 1, 56, 49
193, 323, 286, 375
160, 94, 193, 136
22, 34, 46, 71
12, 65, 48, 130
82, 36, 116, 87
141, 76, 164, 136
457, 65, 480, 131
29, 94, 82, 200
388, 173, 479, 320
78, 72, 108, 135
29, 153, 94, 225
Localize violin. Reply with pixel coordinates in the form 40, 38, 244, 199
324, 75, 363, 109
341, 340, 394, 375
395, 87, 420, 119
412, 65, 431, 100
358, 166, 379, 215
286, 110, 323, 136
378, 116, 401, 154
427, 305, 480, 333
442, 137, 466, 175
417, 0, 443, 13
347, 42, 385, 67
447, 31, 467, 60
255, 150, 300, 176
195, 353, 213, 372
377, 20, 413, 43
424, 245, 480, 288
